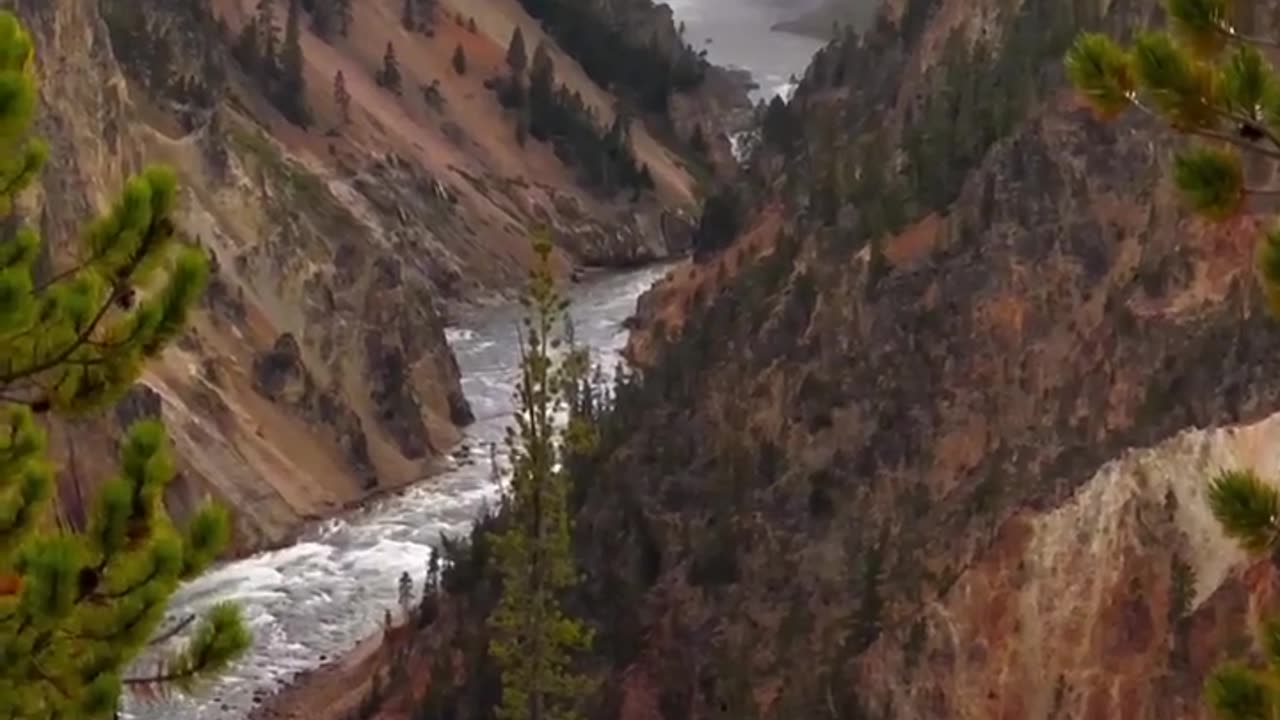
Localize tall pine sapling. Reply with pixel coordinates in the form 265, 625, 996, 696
336, 0, 353, 36
1067, 1, 1280, 717
278, 0, 311, 127
401, 0, 416, 32
0, 12, 248, 718
397, 571, 414, 615
377, 42, 403, 95
452, 44, 468, 76
489, 233, 592, 720
507, 27, 528, 76
333, 69, 352, 125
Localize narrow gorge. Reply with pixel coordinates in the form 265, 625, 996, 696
10, 0, 1280, 719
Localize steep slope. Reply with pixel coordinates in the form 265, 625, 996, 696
277, 0, 1280, 719
9, 0, 714, 552
583, 0, 1280, 717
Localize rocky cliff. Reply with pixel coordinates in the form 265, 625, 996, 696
7, 0, 706, 552
278, 0, 1280, 719
584, 0, 1280, 717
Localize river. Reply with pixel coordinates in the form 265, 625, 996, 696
668, 0, 826, 101
124, 268, 670, 720
123, 3, 823, 719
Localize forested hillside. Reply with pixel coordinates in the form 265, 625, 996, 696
274, 0, 1280, 719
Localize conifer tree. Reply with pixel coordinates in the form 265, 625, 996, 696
452, 44, 468, 76
336, 0, 353, 36
255, 0, 281, 81
333, 69, 352, 125
418, 0, 438, 28
401, 0, 416, 32
310, 0, 337, 40
0, 12, 248, 717
233, 17, 261, 72
507, 27, 528, 76
377, 42, 402, 95
1067, 1, 1280, 717
489, 233, 592, 720
689, 123, 709, 157
278, 0, 311, 126
397, 570, 413, 614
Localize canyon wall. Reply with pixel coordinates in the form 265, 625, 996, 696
7, 0, 707, 551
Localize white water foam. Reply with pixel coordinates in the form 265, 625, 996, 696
122, 266, 672, 720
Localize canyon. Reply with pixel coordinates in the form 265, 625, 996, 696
12, 0, 731, 555
17, 0, 1280, 719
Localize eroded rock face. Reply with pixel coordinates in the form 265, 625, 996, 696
3, 1, 467, 548
253, 334, 378, 489
567, 6, 1280, 720
10, 0, 706, 554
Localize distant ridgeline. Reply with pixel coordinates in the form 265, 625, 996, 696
515, 0, 709, 113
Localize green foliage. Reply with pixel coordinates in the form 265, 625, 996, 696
902, 0, 1093, 214
333, 70, 352, 125
1066, 18, 1280, 709
1207, 469, 1280, 555
513, 0, 706, 114
691, 186, 741, 260
1166, 0, 1232, 56
1065, 0, 1280, 312
1169, 551, 1195, 625
377, 42, 403, 95
488, 234, 592, 720
1065, 33, 1134, 118
452, 44, 468, 76
277, 0, 311, 126
100, 0, 226, 112
1205, 662, 1273, 720
507, 27, 528, 75
233, 0, 310, 126
1173, 145, 1244, 219
0, 13, 247, 716
520, 45, 653, 196
761, 95, 799, 150
1257, 228, 1280, 315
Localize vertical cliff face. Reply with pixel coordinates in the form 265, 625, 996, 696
6, 0, 705, 552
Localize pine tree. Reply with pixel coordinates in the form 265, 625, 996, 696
0, 13, 248, 717
255, 0, 281, 81
336, 0, 353, 36
1068, 2, 1280, 717
418, 0, 438, 28
528, 43, 555, 141
311, 0, 337, 40
397, 571, 414, 614
489, 233, 592, 720
689, 123, 709, 157
507, 27, 528, 76
333, 69, 352, 125
278, 0, 311, 126
401, 0, 415, 31
377, 42, 402, 95
233, 17, 261, 72
452, 44, 468, 76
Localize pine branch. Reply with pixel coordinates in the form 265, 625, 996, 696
1222, 27, 1280, 51
1208, 469, 1280, 554
1129, 98, 1280, 160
